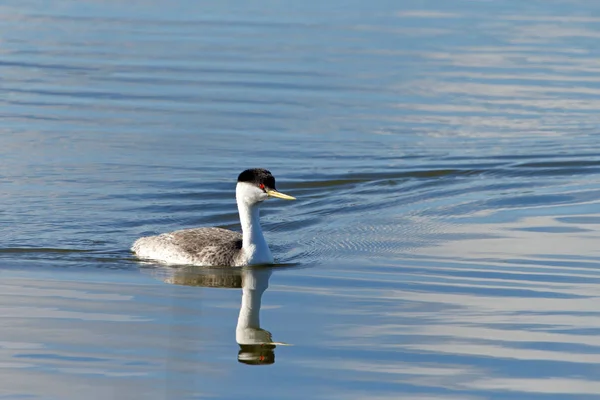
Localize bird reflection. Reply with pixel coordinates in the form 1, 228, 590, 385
235, 267, 275, 365
151, 265, 281, 365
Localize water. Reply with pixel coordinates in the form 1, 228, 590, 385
2, 0, 600, 398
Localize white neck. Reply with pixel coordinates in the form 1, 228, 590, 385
236, 183, 273, 264
238, 201, 263, 249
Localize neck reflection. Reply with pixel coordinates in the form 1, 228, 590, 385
236, 267, 275, 365
148, 265, 280, 366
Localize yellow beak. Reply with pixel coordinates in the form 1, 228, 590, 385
266, 189, 296, 200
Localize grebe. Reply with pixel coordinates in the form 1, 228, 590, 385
131, 169, 295, 266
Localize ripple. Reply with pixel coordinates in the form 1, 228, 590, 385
2, 0, 600, 399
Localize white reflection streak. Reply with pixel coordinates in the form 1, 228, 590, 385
466, 377, 600, 395
293, 358, 482, 392
403, 343, 600, 364
426, 214, 600, 259
380, 12, 600, 137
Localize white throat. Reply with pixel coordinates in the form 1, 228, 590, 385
236, 182, 273, 265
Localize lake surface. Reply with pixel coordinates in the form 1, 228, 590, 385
2, 0, 600, 399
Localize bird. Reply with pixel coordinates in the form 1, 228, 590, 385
131, 168, 296, 267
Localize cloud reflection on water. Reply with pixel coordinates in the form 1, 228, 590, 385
276, 208, 600, 397
1, 0, 600, 399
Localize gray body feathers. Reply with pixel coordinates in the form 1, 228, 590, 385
132, 227, 244, 266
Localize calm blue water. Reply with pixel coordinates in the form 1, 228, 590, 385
2, 0, 600, 399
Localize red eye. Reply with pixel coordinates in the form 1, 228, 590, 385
259, 183, 265, 190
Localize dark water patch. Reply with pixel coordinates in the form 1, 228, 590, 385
0, 60, 94, 71
26, 12, 323, 30
557, 216, 600, 224
128, 202, 234, 216
346, 168, 487, 182
0, 248, 93, 254
485, 194, 575, 208
6, 95, 309, 110
105, 65, 331, 79
292, 178, 369, 189
501, 258, 600, 272
14, 353, 108, 362
512, 341, 600, 355
516, 160, 600, 168
445, 151, 600, 162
